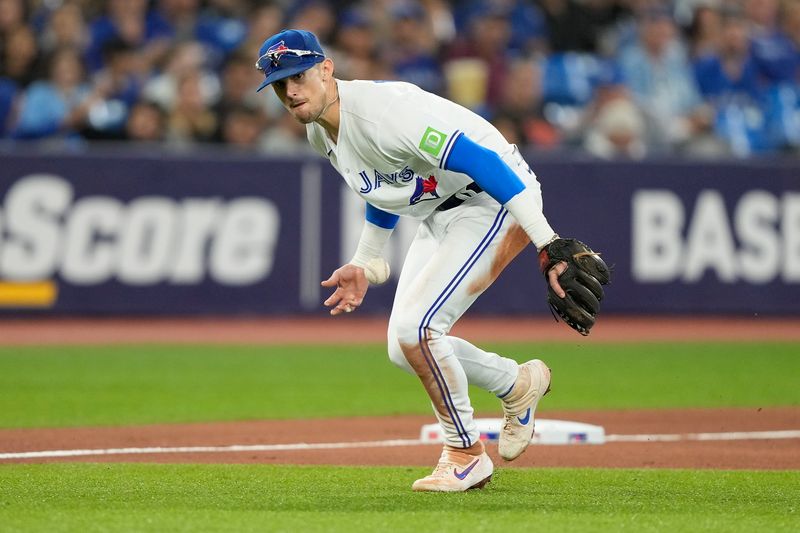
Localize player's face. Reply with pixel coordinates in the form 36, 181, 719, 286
272, 64, 327, 124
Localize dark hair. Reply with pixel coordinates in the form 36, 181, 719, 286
101, 37, 136, 63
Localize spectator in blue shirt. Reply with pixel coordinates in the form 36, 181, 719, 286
760, 0, 800, 151
195, 0, 248, 70
80, 39, 148, 140
618, 6, 711, 153
746, 0, 798, 85
85, 0, 172, 72
384, 2, 444, 94
13, 47, 96, 139
694, 9, 770, 155
694, 9, 761, 102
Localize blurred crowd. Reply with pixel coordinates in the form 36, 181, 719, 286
0, 0, 799, 159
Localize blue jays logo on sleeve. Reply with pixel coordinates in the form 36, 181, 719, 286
409, 175, 440, 205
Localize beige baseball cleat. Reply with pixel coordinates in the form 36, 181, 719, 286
412, 444, 494, 492
498, 359, 551, 461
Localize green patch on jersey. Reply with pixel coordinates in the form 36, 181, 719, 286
418, 126, 447, 158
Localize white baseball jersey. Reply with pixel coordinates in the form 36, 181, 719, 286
308, 79, 549, 454
306, 80, 522, 218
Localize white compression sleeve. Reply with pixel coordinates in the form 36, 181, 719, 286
349, 221, 394, 268
503, 187, 557, 251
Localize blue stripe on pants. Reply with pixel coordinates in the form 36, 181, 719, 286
417, 208, 508, 448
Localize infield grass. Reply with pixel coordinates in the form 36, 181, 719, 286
0, 342, 798, 428
1, 343, 799, 532
0, 464, 797, 532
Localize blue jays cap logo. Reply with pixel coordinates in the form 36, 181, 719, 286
255, 30, 325, 92
267, 40, 289, 56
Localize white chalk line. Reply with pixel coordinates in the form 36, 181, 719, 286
604, 430, 800, 443
1, 430, 799, 461
0, 439, 423, 460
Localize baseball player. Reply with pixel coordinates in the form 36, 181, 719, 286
256, 29, 608, 492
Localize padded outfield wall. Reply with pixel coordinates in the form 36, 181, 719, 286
0, 148, 797, 315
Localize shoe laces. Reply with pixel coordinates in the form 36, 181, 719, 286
429, 461, 455, 478
428, 450, 469, 478
502, 413, 517, 432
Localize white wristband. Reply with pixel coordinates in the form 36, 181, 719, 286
349, 221, 394, 268
503, 187, 557, 250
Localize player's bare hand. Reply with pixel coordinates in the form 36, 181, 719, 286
547, 261, 568, 299
321, 264, 369, 315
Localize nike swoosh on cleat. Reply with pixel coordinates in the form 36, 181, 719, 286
453, 459, 480, 480
517, 408, 531, 425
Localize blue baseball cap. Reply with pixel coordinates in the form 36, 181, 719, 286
255, 29, 325, 92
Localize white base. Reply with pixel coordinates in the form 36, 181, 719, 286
420, 418, 606, 445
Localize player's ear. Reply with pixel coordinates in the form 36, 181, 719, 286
321, 58, 334, 82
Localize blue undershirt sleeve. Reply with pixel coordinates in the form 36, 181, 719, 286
443, 134, 525, 204
365, 203, 400, 229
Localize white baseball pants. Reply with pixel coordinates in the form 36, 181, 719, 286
386, 150, 542, 448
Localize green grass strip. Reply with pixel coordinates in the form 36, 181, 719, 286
0, 342, 798, 428
0, 464, 797, 532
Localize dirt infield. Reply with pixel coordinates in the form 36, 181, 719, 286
1, 317, 798, 470
1, 316, 800, 345
2, 408, 799, 470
